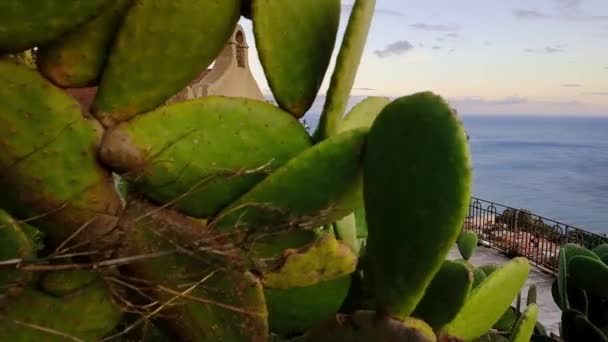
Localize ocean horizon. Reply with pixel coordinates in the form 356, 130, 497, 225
302, 111, 608, 234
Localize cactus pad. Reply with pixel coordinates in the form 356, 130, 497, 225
339, 96, 391, 133
0, 60, 122, 245
363, 92, 472, 318
458, 230, 478, 260
593, 244, 608, 265
40, 270, 98, 297
334, 213, 360, 254
0, 1, 112, 52
100, 96, 311, 219
92, 0, 241, 126
0, 276, 122, 341
412, 260, 473, 331
510, 304, 539, 342
442, 257, 530, 340
37, 0, 132, 88
264, 276, 351, 336
213, 128, 367, 234
0, 210, 38, 296
561, 309, 608, 342
116, 199, 268, 341
252, 0, 340, 117
303, 310, 436, 342
568, 255, 608, 298
314, 0, 377, 140
262, 234, 357, 288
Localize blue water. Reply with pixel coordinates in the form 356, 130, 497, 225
303, 111, 608, 233
462, 115, 608, 233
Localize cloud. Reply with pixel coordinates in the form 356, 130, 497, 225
374, 40, 414, 58
513, 4, 608, 22
586, 92, 608, 95
483, 41, 492, 47
524, 45, 565, 54
409, 23, 460, 32
562, 84, 582, 87
341, 3, 404, 17
449, 96, 529, 106
353, 87, 376, 91
553, 0, 583, 9
445, 32, 459, 38
432, 46, 441, 50
514, 9, 547, 19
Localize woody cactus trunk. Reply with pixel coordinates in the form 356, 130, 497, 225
0, 0, 532, 341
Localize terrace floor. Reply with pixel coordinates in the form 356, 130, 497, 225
447, 245, 561, 334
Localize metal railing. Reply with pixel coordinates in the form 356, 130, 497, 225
463, 197, 608, 273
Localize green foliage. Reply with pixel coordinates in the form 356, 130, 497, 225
442, 258, 530, 340
554, 243, 608, 341
0, 1, 539, 340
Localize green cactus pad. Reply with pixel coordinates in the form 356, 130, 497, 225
509, 304, 538, 342
493, 307, 518, 332
37, 0, 132, 88
165, 271, 269, 342
339, 96, 391, 133
253, 0, 340, 118
40, 270, 98, 297
0, 60, 123, 245
551, 279, 588, 314
354, 207, 368, 238
458, 230, 478, 260
478, 264, 499, 277
262, 234, 357, 288
412, 260, 473, 331
265, 276, 351, 336
593, 244, 608, 265
303, 310, 436, 342
314, 0, 377, 140
561, 309, 608, 342
363, 92, 472, 318
92, 0, 240, 126
100, 96, 311, 219
212, 128, 366, 234
442, 257, 530, 340
527, 284, 537, 305
0, 210, 37, 296
568, 255, 608, 298
334, 213, 360, 254
473, 268, 487, 289
0, 1, 112, 53
117, 199, 268, 341
559, 244, 602, 309
0, 276, 122, 341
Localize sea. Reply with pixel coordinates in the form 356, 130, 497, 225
302, 112, 608, 234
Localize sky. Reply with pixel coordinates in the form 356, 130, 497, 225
238, 0, 608, 116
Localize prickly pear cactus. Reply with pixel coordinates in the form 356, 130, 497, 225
554, 243, 608, 341
0, 0, 531, 340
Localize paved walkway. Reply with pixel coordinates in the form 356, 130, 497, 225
447, 245, 560, 334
